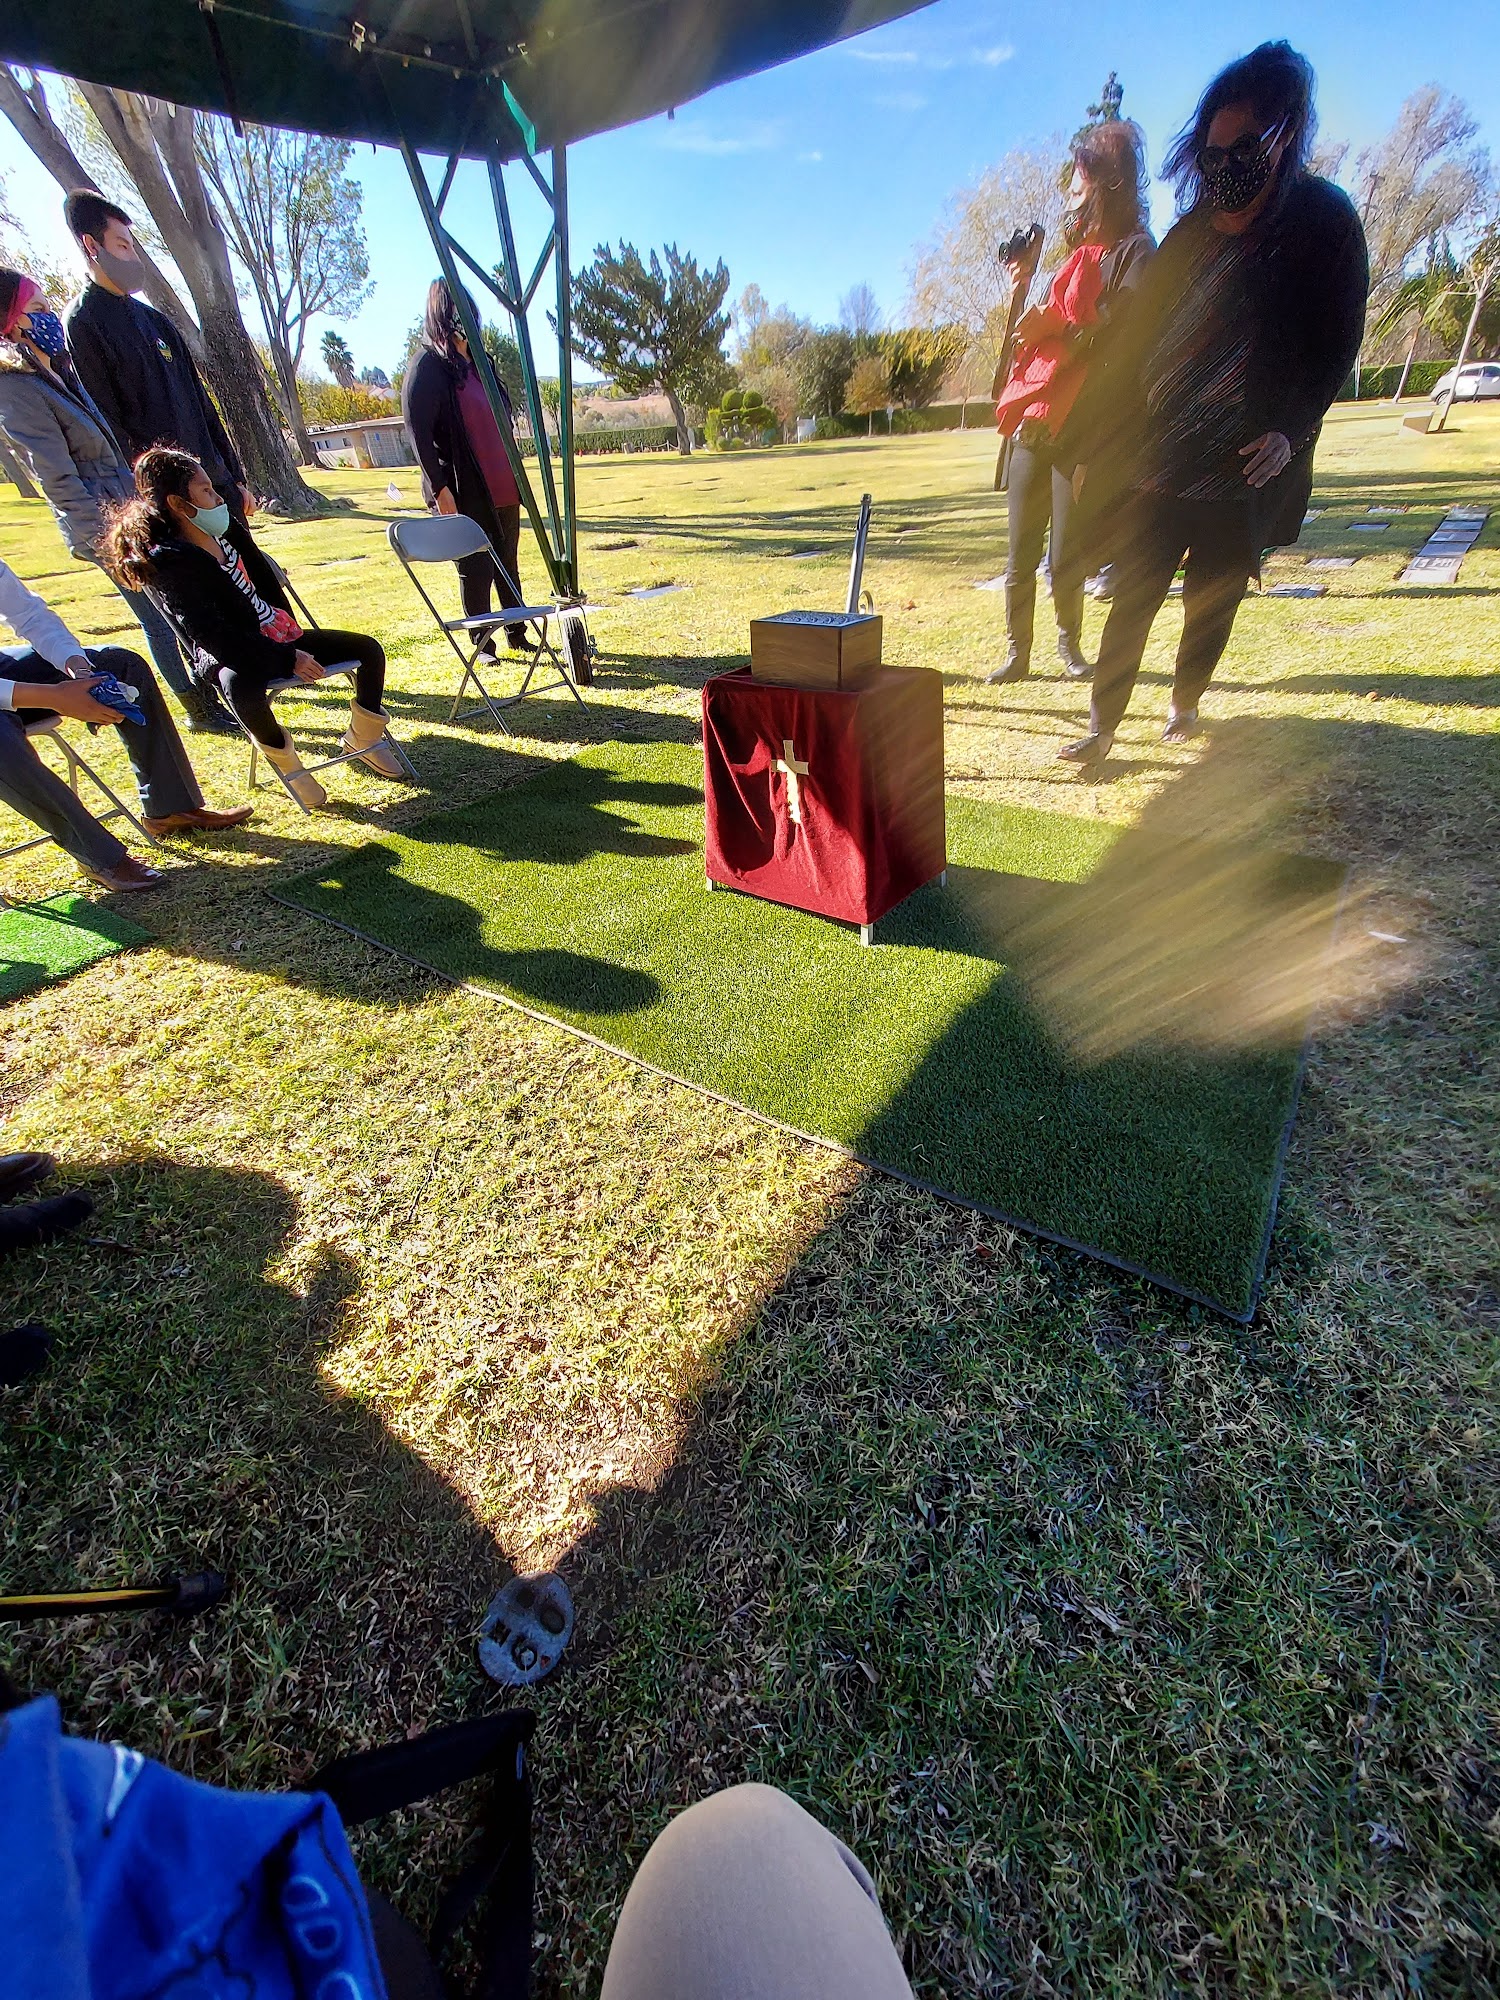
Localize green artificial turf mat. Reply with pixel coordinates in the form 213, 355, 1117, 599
278, 741, 1345, 1316
0, 893, 152, 1003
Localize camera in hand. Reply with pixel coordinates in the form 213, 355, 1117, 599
997, 222, 1044, 269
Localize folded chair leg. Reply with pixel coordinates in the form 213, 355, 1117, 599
449, 651, 515, 734
56, 740, 158, 846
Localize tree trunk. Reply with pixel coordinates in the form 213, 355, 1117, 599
76, 86, 321, 513
1394, 328, 1421, 402
1433, 270, 1492, 434
0, 65, 201, 356
664, 386, 693, 456
0, 436, 38, 499
267, 330, 316, 464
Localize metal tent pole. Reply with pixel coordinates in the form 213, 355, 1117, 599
396, 129, 578, 601
553, 144, 578, 594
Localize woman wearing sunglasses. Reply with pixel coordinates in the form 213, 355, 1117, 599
1056, 42, 1367, 767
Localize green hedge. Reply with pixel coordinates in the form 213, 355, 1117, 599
1336, 360, 1457, 401
562, 423, 697, 455
814, 401, 982, 440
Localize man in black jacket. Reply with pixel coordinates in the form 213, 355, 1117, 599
1055, 44, 1367, 767
62, 192, 253, 524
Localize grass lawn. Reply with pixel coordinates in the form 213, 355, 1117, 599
1, 405, 1497, 1994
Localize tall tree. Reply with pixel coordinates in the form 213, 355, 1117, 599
321, 330, 357, 388
838, 283, 882, 342
570, 242, 731, 454
0, 71, 318, 511
882, 327, 968, 409
732, 287, 811, 378
845, 353, 891, 434
1356, 88, 1492, 306
197, 121, 371, 463
907, 143, 1067, 394
794, 328, 856, 418
0, 67, 198, 342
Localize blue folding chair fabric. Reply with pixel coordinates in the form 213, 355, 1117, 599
0, 1694, 387, 2000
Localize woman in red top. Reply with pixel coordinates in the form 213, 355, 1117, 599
990, 121, 1154, 684
401, 280, 531, 654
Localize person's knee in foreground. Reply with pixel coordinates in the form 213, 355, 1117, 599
102, 448, 409, 813
1055, 40, 1368, 767
601, 1784, 914, 2000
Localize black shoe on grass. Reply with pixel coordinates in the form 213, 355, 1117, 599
0, 1192, 94, 1256
0, 1323, 53, 1388
0, 1153, 54, 1202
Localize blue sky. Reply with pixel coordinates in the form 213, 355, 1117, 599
1, 0, 1496, 379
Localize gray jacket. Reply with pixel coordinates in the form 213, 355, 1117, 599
0, 358, 134, 560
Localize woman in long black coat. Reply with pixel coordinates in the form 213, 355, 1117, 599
1056, 42, 1368, 766
401, 281, 530, 653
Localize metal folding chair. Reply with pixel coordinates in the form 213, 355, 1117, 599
0, 713, 157, 906
146, 565, 419, 816
387, 513, 588, 732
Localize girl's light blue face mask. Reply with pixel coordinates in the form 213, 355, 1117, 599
191, 500, 232, 538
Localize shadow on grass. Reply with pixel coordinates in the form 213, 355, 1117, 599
0, 684, 1494, 1998
0, 1153, 508, 1919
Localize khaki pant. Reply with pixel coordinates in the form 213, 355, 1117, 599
602, 1784, 914, 2000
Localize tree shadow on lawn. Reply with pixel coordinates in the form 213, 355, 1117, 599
0, 1153, 510, 1923
1214, 669, 1500, 705
257, 757, 703, 1016
579, 489, 998, 570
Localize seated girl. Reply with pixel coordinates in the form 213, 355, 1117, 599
103, 447, 407, 810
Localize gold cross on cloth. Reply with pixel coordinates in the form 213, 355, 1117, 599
775, 738, 810, 825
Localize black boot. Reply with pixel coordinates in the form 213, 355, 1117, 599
0, 1324, 53, 1388
0, 1152, 54, 1202
986, 643, 1031, 685
177, 681, 239, 735
1057, 630, 1093, 679
0, 1192, 94, 1256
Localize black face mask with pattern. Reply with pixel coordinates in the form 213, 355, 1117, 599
1198, 124, 1284, 214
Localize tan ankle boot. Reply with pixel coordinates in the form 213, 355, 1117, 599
341, 701, 405, 778
262, 736, 328, 810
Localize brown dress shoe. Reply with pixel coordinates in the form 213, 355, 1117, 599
142, 805, 254, 835
80, 856, 163, 892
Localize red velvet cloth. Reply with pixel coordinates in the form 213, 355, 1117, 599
702, 666, 946, 926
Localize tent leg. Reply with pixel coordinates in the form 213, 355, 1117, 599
397, 136, 579, 603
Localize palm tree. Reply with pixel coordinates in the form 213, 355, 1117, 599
320, 330, 357, 389
1372, 226, 1499, 415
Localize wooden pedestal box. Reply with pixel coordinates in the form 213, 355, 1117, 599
749, 610, 883, 690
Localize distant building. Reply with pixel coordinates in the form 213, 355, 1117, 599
308, 415, 414, 470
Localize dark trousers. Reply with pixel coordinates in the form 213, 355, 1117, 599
0, 644, 202, 868
213, 629, 386, 751
1004, 440, 1083, 660
1090, 492, 1257, 740
457, 503, 525, 648
106, 570, 192, 700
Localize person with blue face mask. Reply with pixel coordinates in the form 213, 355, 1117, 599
0, 266, 237, 736
103, 448, 409, 811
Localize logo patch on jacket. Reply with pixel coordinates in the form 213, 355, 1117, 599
155, 336, 174, 364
